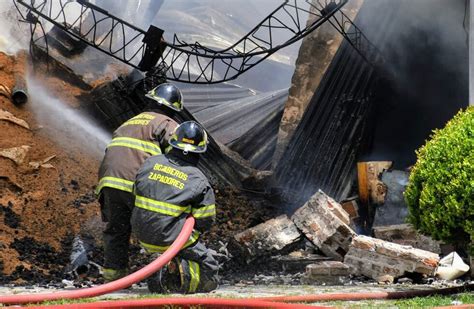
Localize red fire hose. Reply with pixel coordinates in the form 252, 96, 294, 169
0, 217, 196, 305
259, 284, 474, 302
24, 298, 328, 308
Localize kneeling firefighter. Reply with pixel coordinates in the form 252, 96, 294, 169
131, 121, 219, 294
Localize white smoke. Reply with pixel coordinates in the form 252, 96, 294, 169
0, 2, 29, 54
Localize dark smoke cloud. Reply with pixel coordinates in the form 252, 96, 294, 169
359, 0, 469, 168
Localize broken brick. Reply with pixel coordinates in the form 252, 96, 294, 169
341, 197, 360, 220
344, 235, 439, 281
291, 190, 355, 261
233, 215, 301, 260
304, 261, 350, 285
372, 224, 442, 254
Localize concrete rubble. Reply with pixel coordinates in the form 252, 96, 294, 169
344, 235, 440, 283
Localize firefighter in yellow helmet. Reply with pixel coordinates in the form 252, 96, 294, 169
97, 83, 183, 282
131, 121, 219, 293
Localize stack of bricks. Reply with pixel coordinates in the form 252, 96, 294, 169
344, 235, 440, 282
291, 190, 355, 261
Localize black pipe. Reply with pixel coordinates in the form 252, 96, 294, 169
11, 75, 28, 105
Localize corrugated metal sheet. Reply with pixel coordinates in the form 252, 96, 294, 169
177, 84, 288, 170
195, 88, 288, 145
228, 103, 284, 170
273, 0, 399, 211
178, 82, 257, 113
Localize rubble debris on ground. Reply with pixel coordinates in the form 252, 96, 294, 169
0, 145, 30, 165
269, 250, 330, 272
344, 235, 440, 283
0, 84, 12, 99
29, 154, 56, 170
0, 109, 30, 129
232, 187, 448, 285
303, 261, 350, 285
292, 190, 355, 261
373, 224, 442, 254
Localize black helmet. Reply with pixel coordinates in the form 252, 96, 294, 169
145, 83, 183, 112
169, 121, 208, 153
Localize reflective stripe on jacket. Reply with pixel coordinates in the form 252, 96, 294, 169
131, 153, 216, 249
97, 112, 177, 195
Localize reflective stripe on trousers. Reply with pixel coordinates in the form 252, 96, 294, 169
139, 230, 200, 253
135, 195, 191, 217
96, 176, 134, 194
188, 260, 200, 293
107, 137, 162, 156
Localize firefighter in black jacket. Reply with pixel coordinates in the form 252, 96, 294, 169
97, 83, 183, 282
131, 121, 219, 294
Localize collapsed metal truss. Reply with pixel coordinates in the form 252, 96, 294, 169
14, 0, 357, 84
328, 9, 381, 65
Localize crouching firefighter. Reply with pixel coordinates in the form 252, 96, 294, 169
131, 121, 219, 294
96, 83, 184, 282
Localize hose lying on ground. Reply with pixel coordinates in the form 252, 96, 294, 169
22, 298, 329, 309
259, 284, 474, 303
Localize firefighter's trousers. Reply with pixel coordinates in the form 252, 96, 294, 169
99, 187, 134, 270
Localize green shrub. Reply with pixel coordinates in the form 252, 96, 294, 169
404, 107, 474, 246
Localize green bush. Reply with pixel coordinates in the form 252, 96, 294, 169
404, 107, 474, 246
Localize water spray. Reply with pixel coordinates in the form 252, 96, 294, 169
26, 74, 111, 157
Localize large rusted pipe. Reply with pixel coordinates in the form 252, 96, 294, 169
11, 74, 28, 105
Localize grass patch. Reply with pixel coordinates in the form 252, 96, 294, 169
322, 293, 474, 308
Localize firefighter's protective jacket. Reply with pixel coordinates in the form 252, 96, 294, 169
97, 112, 177, 195
131, 153, 216, 253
